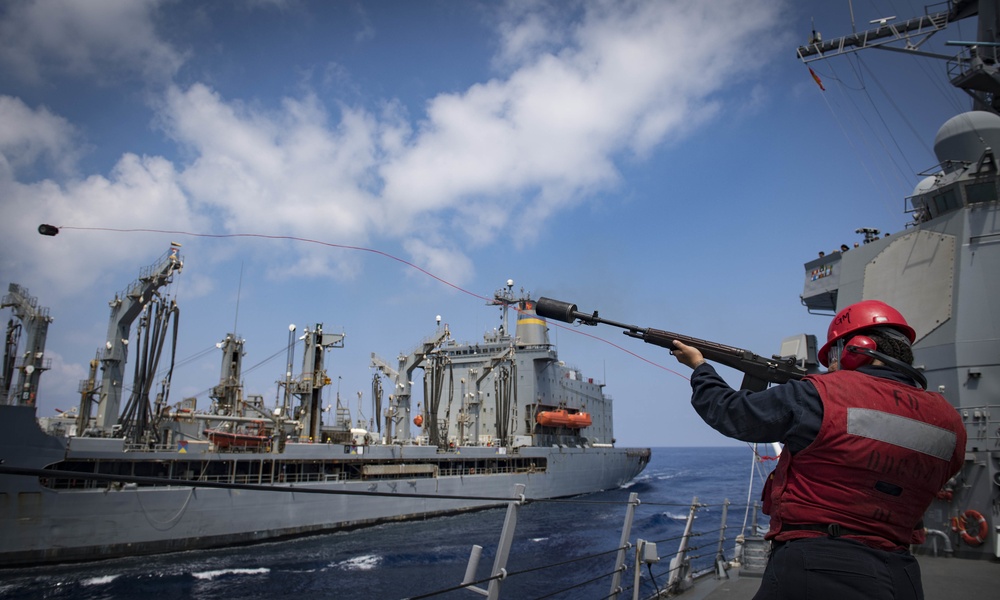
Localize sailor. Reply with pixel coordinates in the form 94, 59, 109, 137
670, 300, 966, 600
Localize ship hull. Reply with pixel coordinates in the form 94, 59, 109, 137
0, 405, 649, 567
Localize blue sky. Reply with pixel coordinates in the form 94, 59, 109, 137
0, 0, 974, 446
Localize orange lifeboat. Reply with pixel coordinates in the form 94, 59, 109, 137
567, 412, 592, 428
536, 409, 571, 427
413, 414, 424, 427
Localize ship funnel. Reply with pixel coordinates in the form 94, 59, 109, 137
515, 300, 550, 346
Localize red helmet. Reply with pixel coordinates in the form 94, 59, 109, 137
818, 300, 916, 367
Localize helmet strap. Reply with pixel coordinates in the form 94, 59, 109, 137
844, 345, 928, 389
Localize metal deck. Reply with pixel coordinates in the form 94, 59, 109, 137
693, 555, 999, 600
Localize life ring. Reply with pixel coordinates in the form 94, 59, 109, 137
954, 509, 989, 546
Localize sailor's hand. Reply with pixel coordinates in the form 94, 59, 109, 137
670, 340, 706, 370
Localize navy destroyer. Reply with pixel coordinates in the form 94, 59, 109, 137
0, 256, 649, 567
528, 3, 1000, 597
682, 1, 1000, 595
502, 1, 1000, 597
670, 2, 1000, 595
795, 0, 999, 564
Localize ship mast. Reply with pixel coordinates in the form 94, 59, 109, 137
796, 0, 998, 115
0, 284, 52, 407
211, 333, 245, 416
92, 244, 183, 434
370, 324, 450, 443
280, 324, 344, 442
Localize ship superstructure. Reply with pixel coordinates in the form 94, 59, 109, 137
797, 0, 999, 561
405, 285, 616, 451
0, 260, 648, 567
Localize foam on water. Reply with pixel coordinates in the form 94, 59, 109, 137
333, 554, 382, 571
81, 574, 121, 586
191, 568, 270, 581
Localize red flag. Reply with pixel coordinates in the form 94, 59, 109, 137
809, 67, 825, 91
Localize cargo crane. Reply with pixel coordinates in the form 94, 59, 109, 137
0, 284, 53, 407
281, 324, 344, 442
370, 322, 450, 443
87, 244, 183, 434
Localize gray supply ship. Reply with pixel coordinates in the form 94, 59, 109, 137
0, 259, 649, 567
608, 2, 1000, 597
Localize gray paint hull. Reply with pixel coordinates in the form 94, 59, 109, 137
0, 405, 649, 566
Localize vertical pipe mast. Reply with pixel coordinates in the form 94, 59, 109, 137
94, 244, 183, 433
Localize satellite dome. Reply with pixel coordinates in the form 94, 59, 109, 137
912, 174, 939, 196
933, 111, 1000, 170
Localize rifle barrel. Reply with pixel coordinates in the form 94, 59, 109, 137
535, 296, 806, 389
538, 298, 742, 354
536, 297, 652, 331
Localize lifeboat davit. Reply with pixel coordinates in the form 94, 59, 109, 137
536, 410, 591, 428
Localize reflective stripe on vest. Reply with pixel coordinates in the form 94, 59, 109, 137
847, 407, 958, 461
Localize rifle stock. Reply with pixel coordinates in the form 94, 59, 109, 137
535, 297, 805, 392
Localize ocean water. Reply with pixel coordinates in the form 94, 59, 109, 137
0, 446, 775, 600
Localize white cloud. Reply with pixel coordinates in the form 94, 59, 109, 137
379, 0, 783, 254
0, 141, 198, 297
491, 1, 568, 70
0, 0, 184, 85
402, 238, 476, 288
0, 0, 787, 292
0, 96, 81, 177
161, 84, 384, 280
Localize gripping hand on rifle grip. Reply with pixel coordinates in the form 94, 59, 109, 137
671, 340, 706, 370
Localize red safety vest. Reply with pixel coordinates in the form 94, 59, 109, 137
764, 370, 966, 551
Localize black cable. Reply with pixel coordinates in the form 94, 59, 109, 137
533, 497, 640, 506
650, 531, 701, 546
177, 343, 290, 400
632, 500, 700, 507
401, 572, 504, 600
165, 343, 217, 371
647, 562, 663, 598
849, 53, 917, 181
507, 544, 626, 577
648, 551, 711, 581
0, 465, 522, 502
400, 544, 628, 599
528, 567, 621, 600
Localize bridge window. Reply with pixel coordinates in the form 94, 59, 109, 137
965, 181, 997, 205
931, 188, 959, 216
